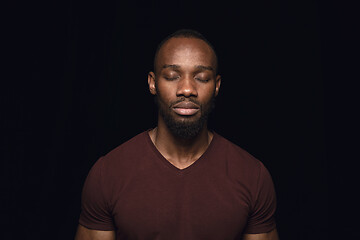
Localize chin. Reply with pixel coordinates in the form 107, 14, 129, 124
163, 113, 207, 139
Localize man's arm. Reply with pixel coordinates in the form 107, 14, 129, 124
242, 228, 279, 240
74, 224, 115, 240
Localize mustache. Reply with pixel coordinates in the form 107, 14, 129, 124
169, 97, 201, 108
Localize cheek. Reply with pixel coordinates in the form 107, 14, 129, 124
199, 84, 216, 100
155, 82, 174, 103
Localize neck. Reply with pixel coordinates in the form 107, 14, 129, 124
149, 119, 213, 169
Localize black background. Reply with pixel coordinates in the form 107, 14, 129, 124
3, 0, 358, 239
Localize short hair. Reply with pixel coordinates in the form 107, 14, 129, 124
153, 29, 218, 74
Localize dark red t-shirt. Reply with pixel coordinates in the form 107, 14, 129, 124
79, 130, 276, 239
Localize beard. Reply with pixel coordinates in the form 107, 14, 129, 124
155, 92, 216, 140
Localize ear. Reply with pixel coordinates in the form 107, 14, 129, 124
148, 71, 157, 95
214, 74, 221, 97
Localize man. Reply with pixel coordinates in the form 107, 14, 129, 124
75, 29, 279, 240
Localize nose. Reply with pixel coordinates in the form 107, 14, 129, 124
176, 76, 198, 98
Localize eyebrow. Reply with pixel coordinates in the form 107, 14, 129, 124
162, 64, 180, 69
162, 64, 214, 71
195, 65, 214, 71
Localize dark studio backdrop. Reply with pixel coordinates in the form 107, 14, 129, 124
4, 0, 353, 239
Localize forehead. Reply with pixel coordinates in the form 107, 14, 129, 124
156, 37, 216, 71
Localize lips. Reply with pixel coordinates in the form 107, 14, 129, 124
172, 101, 200, 116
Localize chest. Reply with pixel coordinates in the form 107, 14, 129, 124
112, 170, 251, 239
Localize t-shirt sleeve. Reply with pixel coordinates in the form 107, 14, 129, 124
244, 161, 277, 234
79, 157, 115, 230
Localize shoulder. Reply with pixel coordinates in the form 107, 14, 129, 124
92, 131, 151, 179
212, 133, 270, 187
213, 133, 276, 209
84, 131, 152, 201
105, 130, 149, 159
213, 133, 263, 170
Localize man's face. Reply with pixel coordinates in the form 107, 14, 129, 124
148, 37, 221, 139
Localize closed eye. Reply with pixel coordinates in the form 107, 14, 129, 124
164, 76, 180, 81
195, 77, 210, 83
